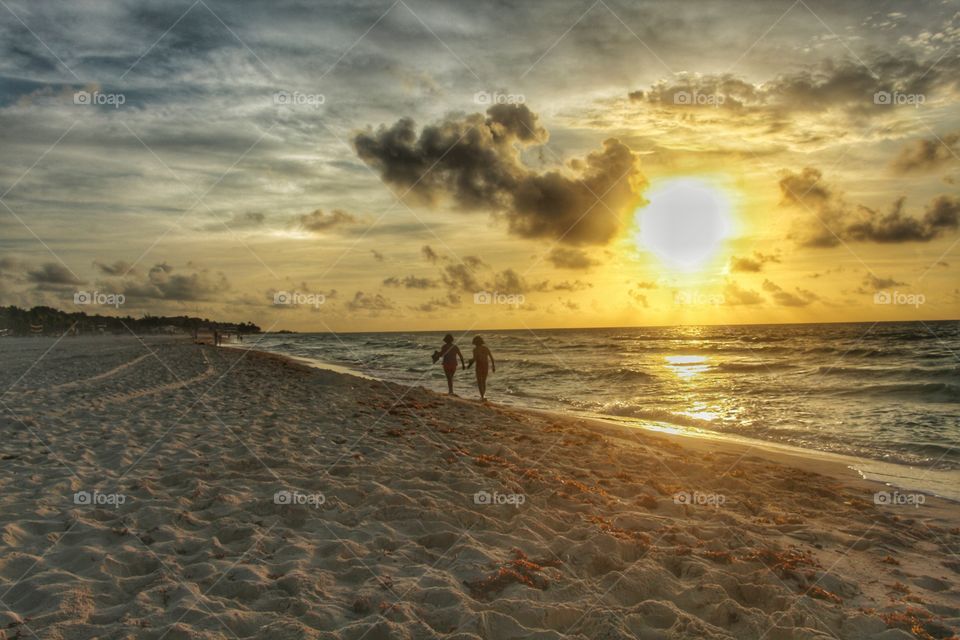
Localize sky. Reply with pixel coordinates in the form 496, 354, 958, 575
0, 0, 958, 332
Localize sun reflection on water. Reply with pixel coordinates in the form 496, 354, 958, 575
664, 354, 710, 379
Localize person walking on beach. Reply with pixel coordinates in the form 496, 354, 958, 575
467, 335, 495, 400
434, 334, 465, 395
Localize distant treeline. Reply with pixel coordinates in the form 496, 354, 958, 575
0, 306, 261, 337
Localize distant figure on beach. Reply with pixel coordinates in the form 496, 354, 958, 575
434, 334, 465, 395
467, 335, 496, 400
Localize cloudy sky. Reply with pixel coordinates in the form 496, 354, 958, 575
1, 0, 958, 331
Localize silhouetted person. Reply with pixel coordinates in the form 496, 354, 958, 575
435, 334, 465, 395
467, 335, 495, 400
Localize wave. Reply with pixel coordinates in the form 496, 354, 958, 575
593, 368, 657, 382
715, 361, 800, 372
833, 382, 960, 402
816, 365, 959, 380
598, 404, 717, 429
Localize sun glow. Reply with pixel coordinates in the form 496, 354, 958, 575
636, 177, 734, 271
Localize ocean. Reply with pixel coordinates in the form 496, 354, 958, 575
247, 321, 960, 499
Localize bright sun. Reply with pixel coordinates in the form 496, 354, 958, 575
636, 177, 733, 271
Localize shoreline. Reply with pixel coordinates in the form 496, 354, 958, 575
230, 341, 960, 504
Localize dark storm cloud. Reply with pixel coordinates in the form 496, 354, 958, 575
891, 132, 960, 173
780, 168, 960, 246
298, 209, 357, 233
354, 104, 646, 245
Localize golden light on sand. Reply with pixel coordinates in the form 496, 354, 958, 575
664, 354, 710, 379
636, 177, 733, 271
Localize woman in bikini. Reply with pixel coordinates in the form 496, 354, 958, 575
434, 334, 465, 395
467, 335, 495, 400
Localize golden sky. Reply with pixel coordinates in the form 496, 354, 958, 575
0, 0, 958, 331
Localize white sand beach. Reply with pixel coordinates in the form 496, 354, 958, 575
1, 336, 958, 640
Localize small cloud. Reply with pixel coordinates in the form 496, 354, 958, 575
780, 168, 960, 246
413, 292, 461, 313
547, 247, 599, 270
891, 132, 959, 174
628, 290, 648, 307
730, 251, 781, 272
93, 260, 135, 276
299, 209, 357, 233
346, 291, 395, 314
371, 249, 385, 262
858, 273, 907, 292
383, 275, 439, 289
27, 262, 83, 286
723, 281, 763, 306
422, 245, 440, 264
552, 280, 591, 292
762, 279, 818, 307
200, 211, 266, 232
